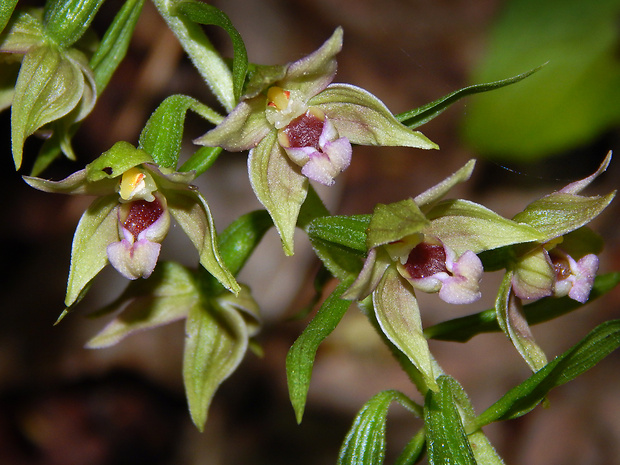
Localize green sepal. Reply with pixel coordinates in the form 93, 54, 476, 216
424, 199, 545, 254
183, 291, 255, 431
86, 141, 153, 181
89, 0, 144, 92
511, 246, 554, 300
85, 261, 199, 348
394, 429, 426, 465
286, 278, 353, 424
173, 0, 247, 105
11, 43, 86, 169
367, 199, 428, 249
248, 130, 308, 256
512, 191, 615, 242
138, 94, 223, 169
474, 319, 620, 428
309, 83, 438, 150
424, 376, 477, 465
414, 159, 476, 209
43, 0, 105, 48
306, 215, 370, 253
424, 272, 620, 342
65, 194, 118, 307
166, 188, 240, 295
397, 66, 543, 129
0, 7, 44, 52
495, 272, 548, 372
337, 390, 422, 465
372, 266, 438, 391
242, 62, 286, 99
0, 0, 18, 35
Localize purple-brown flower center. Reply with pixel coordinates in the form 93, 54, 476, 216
281, 112, 324, 149
403, 243, 449, 279
123, 198, 164, 239
551, 254, 572, 281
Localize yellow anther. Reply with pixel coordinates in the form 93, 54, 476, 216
120, 167, 146, 200
267, 86, 290, 110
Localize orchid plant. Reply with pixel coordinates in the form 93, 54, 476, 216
2, 0, 619, 463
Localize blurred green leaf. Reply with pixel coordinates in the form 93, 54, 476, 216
462, 0, 620, 161
475, 319, 620, 427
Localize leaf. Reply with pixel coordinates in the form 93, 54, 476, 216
309, 237, 365, 281
179, 146, 223, 176
414, 159, 476, 209
310, 83, 438, 150
367, 199, 428, 249
248, 130, 308, 256
424, 376, 477, 465
461, 0, 620, 161
424, 272, 620, 342
372, 266, 437, 391
183, 298, 250, 431
495, 272, 548, 371
306, 215, 370, 253
0, 0, 18, 35
424, 199, 545, 254
174, 0, 248, 104
338, 390, 422, 465
396, 66, 542, 129
11, 44, 85, 169
89, 0, 144, 92
65, 195, 118, 307
286, 278, 353, 423
394, 429, 426, 465
138, 94, 223, 169
475, 319, 620, 428
43, 0, 105, 47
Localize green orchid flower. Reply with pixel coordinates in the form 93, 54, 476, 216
195, 27, 438, 255
24, 141, 239, 311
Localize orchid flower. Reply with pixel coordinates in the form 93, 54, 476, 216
195, 27, 437, 255
24, 141, 239, 311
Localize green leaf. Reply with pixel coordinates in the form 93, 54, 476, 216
310, 83, 438, 150
138, 94, 223, 169
183, 298, 250, 431
396, 66, 542, 129
424, 272, 620, 342
424, 199, 545, 255
306, 215, 370, 253
309, 237, 365, 281
90, 0, 144, 92
512, 191, 616, 242
424, 376, 477, 465
179, 146, 222, 176
475, 319, 620, 428
372, 266, 438, 391
11, 44, 85, 169
86, 141, 153, 181
338, 390, 422, 465
65, 195, 118, 307
0, 0, 18, 35
461, 0, 620, 161
151, 0, 234, 112
248, 130, 308, 256
43, 0, 105, 47
367, 199, 428, 249
166, 188, 240, 295
86, 261, 198, 348
174, 0, 247, 104
394, 429, 426, 465
414, 159, 476, 209
286, 278, 353, 423
495, 271, 548, 371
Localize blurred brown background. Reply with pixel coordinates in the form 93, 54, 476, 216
1, 0, 619, 464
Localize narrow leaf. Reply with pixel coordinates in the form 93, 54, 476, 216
306, 215, 370, 253
286, 278, 353, 423
424, 376, 477, 465
396, 66, 543, 129
338, 390, 422, 465
0, 0, 18, 34
174, 0, 248, 104
475, 319, 620, 428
